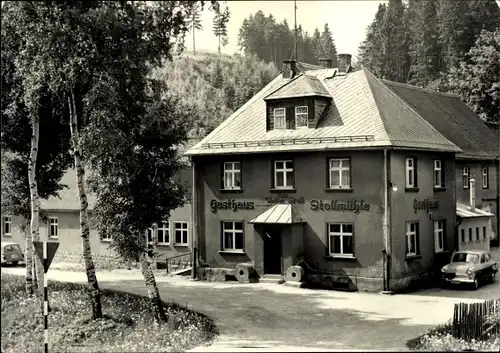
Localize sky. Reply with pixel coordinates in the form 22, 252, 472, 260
185, 1, 388, 58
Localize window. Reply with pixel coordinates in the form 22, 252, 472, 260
101, 232, 112, 242
461, 229, 465, 243
274, 160, 294, 189
273, 108, 286, 129
482, 167, 489, 189
157, 222, 170, 245
174, 222, 189, 246
328, 158, 351, 189
223, 162, 241, 190
462, 167, 470, 189
221, 221, 244, 251
434, 160, 443, 188
48, 217, 58, 238
434, 220, 445, 252
328, 223, 354, 256
405, 158, 416, 188
468, 228, 472, 242
483, 226, 487, 240
476, 227, 480, 241
295, 106, 308, 128
146, 227, 155, 243
2, 216, 12, 237
405, 222, 419, 257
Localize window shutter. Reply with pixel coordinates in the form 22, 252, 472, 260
442, 221, 447, 251
220, 162, 224, 189
405, 224, 408, 255
413, 158, 418, 187
415, 222, 420, 255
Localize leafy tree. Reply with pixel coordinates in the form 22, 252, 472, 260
213, 5, 230, 54
447, 29, 500, 123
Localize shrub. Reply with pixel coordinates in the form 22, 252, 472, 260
1, 274, 218, 353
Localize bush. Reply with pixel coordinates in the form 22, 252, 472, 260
1, 274, 218, 352
407, 320, 500, 352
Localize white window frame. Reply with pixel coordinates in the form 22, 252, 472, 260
174, 222, 189, 246
273, 108, 286, 130
434, 160, 443, 188
434, 220, 444, 252
48, 217, 59, 239
405, 158, 415, 188
274, 160, 294, 189
329, 158, 351, 189
101, 232, 112, 242
223, 162, 241, 190
2, 216, 12, 237
482, 167, 489, 189
327, 223, 354, 257
406, 222, 418, 256
221, 221, 244, 251
157, 221, 170, 245
295, 106, 308, 128
462, 167, 470, 189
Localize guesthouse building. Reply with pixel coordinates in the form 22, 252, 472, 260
185, 56, 467, 292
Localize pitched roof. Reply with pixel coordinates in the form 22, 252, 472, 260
186, 67, 461, 156
264, 74, 331, 100
382, 80, 500, 160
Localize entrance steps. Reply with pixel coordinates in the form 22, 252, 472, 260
259, 274, 285, 284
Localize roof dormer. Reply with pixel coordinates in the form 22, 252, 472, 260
264, 71, 332, 131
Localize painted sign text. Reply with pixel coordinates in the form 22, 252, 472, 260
210, 199, 255, 213
413, 198, 439, 214
310, 199, 370, 213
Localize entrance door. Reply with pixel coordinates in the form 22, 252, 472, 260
263, 226, 283, 275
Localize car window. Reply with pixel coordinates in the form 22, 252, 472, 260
485, 254, 491, 262
4, 244, 21, 252
481, 254, 486, 263
452, 253, 479, 263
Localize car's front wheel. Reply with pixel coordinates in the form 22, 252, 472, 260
489, 272, 496, 284
472, 276, 480, 290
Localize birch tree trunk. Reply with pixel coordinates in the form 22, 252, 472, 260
27, 115, 44, 304
68, 92, 103, 319
139, 250, 167, 323
22, 224, 34, 296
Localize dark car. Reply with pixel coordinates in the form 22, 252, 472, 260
1, 241, 24, 266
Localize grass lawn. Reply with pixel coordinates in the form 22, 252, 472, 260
1, 274, 218, 353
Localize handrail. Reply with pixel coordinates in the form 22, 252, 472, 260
165, 251, 192, 274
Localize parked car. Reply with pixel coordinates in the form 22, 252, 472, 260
441, 250, 498, 290
1, 241, 24, 266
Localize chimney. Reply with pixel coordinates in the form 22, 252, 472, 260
282, 59, 298, 79
318, 58, 333, 68
470, 178, 476, 212
337, 53, 352, 74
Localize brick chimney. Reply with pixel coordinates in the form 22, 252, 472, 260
283, 59, 298, 79
470, 178, 476, 212
337, 53, 352, 74
319, 58, 333, 68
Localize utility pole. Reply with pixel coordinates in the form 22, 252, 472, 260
294, 0, 298, 61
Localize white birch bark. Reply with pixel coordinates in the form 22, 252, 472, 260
139, 250, 167, 323
68, 91, 102, 319
27, 115, 44, 303
22, 223, 33, 296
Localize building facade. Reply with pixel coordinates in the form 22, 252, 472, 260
186, 56, 489, 292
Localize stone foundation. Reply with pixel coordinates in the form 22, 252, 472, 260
196, 267, 236, 282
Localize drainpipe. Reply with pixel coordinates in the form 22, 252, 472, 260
191, 159, 198, 280
382, 149, 392, 292
469, 178, 476, 212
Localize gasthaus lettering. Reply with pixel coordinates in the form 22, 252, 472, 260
210, 199, 255, 213
413, 198, 439, 214
310, 199, 370, 213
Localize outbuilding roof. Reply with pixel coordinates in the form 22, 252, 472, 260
382, 80, 500, 160
185, 66, 462, 156
456, 203, 494, 218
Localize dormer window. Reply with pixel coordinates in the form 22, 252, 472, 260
273, 108, 286, 129
295, 106, 308, 128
